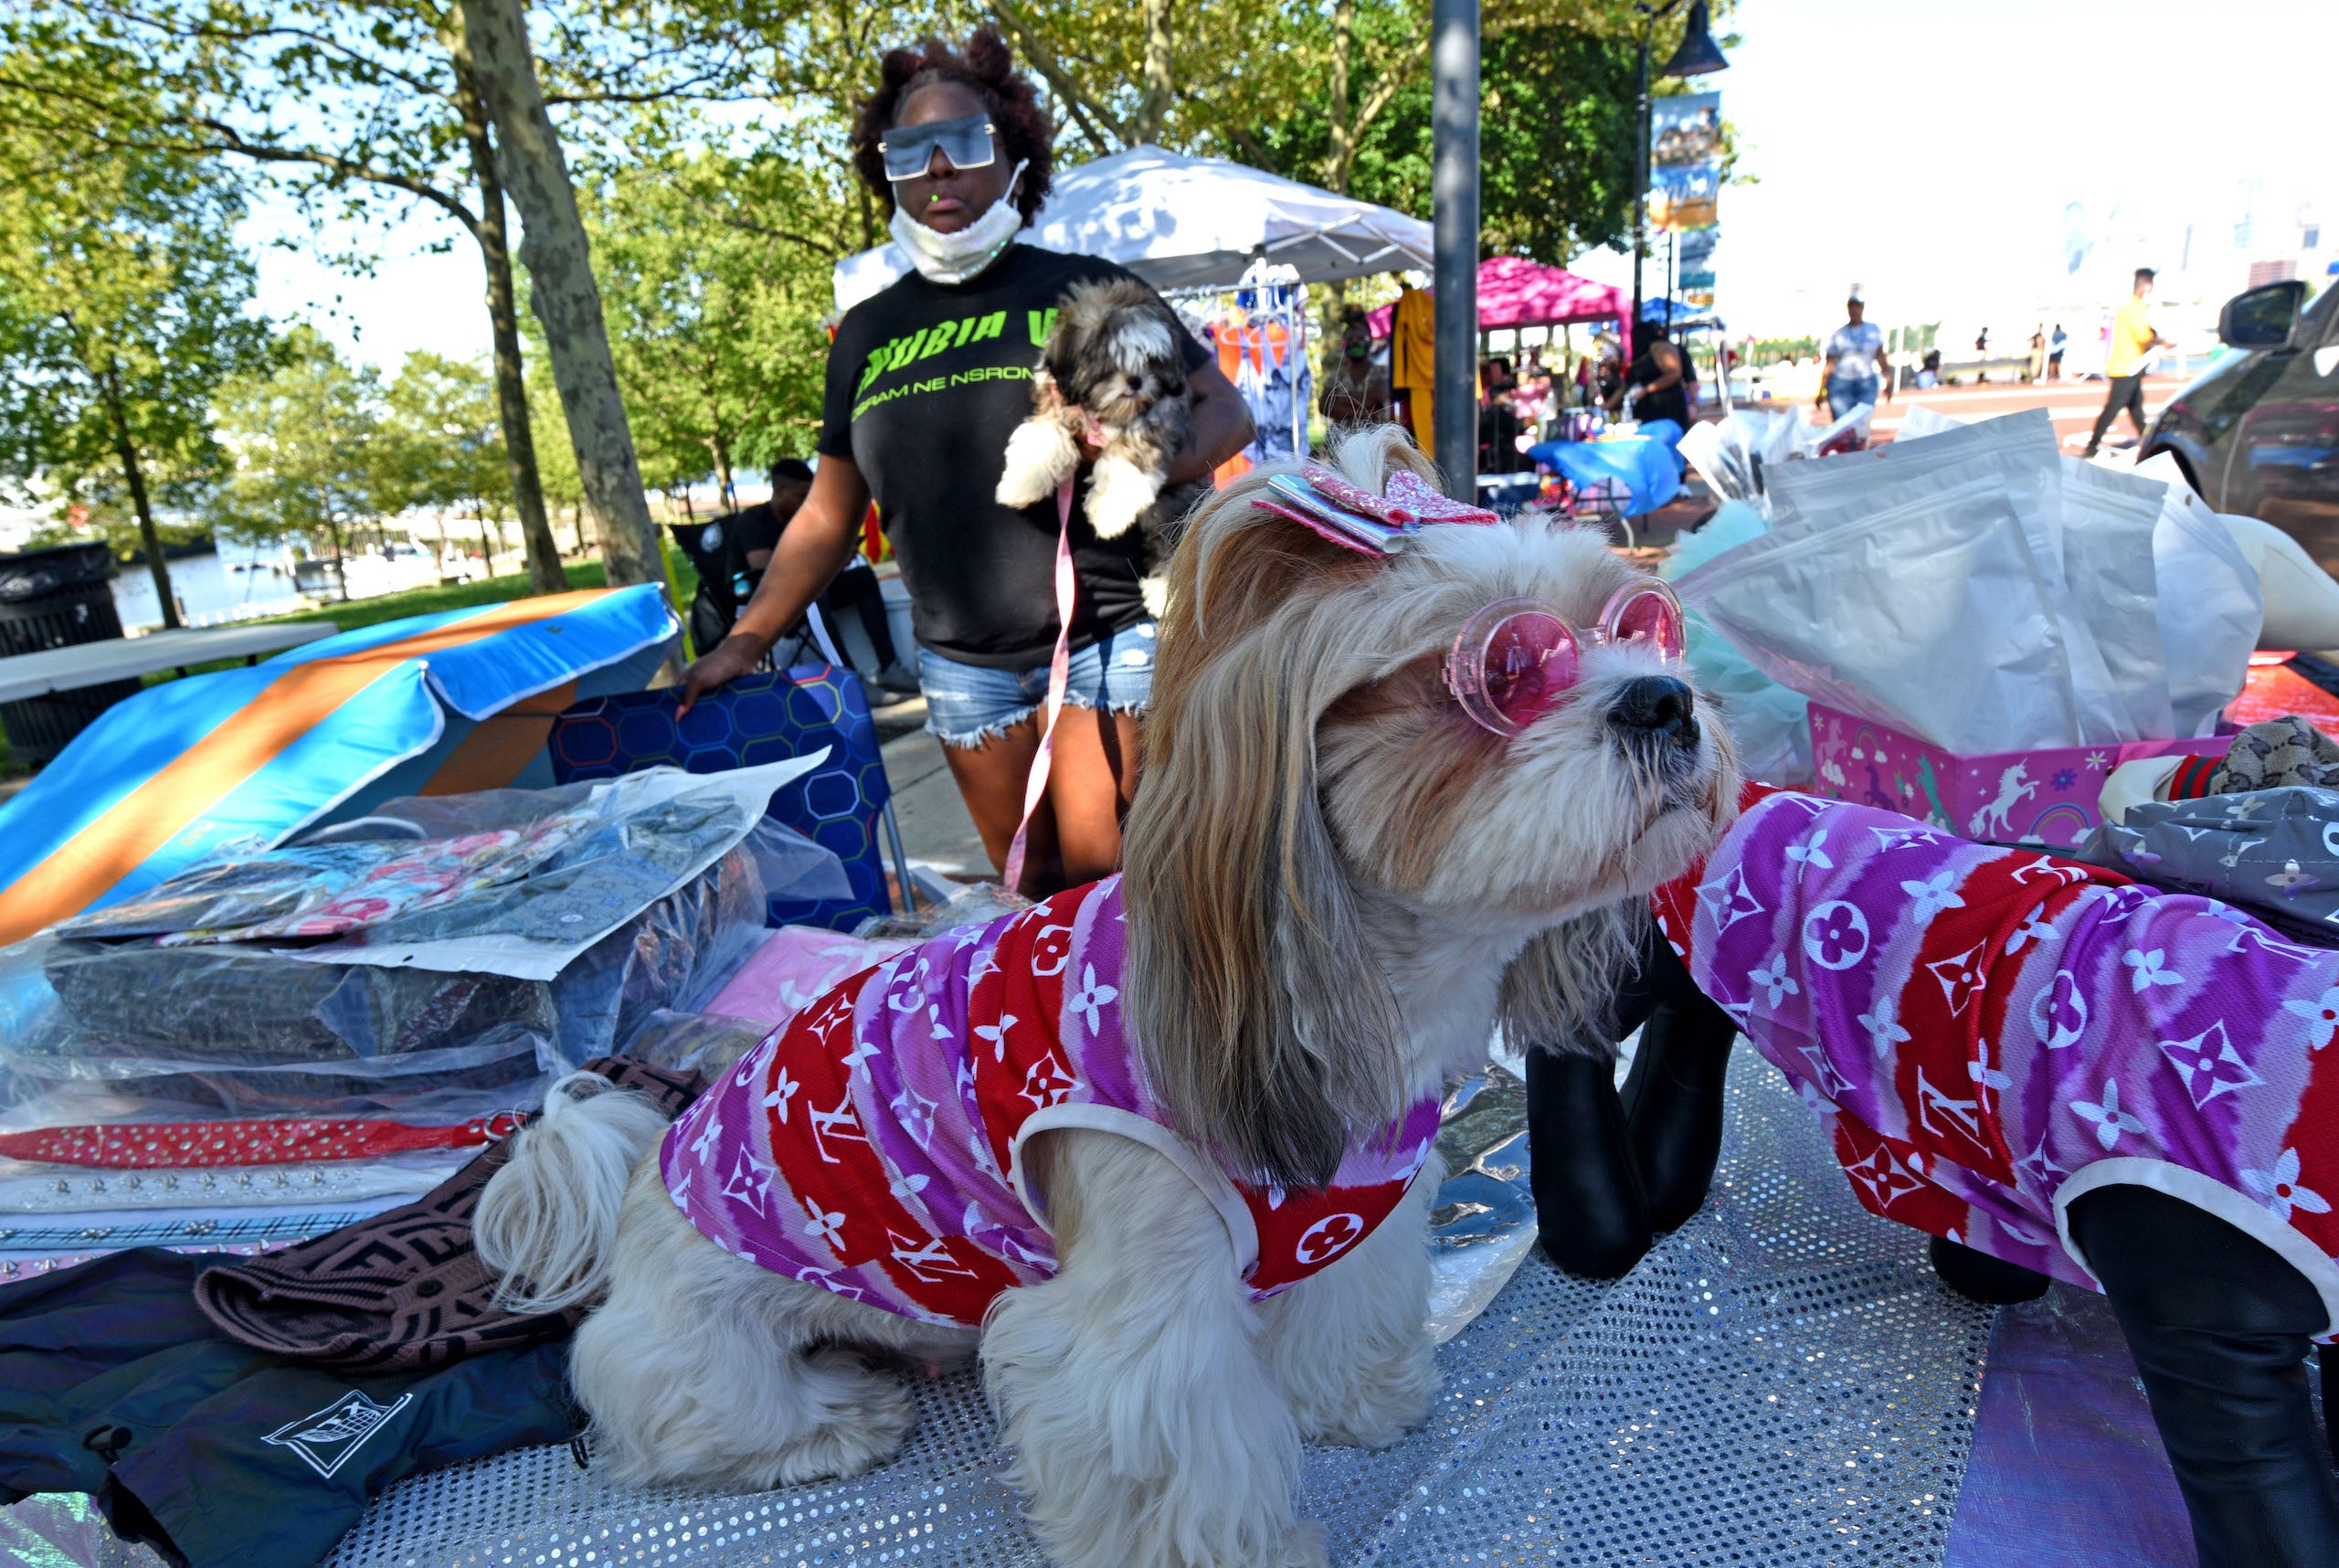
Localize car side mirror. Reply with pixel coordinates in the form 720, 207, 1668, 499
2219, 281, 2307, 349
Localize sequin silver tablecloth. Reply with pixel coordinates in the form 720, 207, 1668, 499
4, 1052, 1995, 1568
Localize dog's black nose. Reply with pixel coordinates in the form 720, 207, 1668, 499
1607, 675, 1698, 745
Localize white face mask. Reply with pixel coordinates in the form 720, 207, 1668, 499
889, 160, 1029, 285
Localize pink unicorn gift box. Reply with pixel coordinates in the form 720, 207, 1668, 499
1805, 705, 2230, 848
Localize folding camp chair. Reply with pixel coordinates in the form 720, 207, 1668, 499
547, 661, 918, 932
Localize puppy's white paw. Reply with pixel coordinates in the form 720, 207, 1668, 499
1084, 455, 1162, 539
756, 1348, 918, 1487
1290, 1340, 1438, 1450
1139, 574, 1170, 620
1268, 1520, 1329, 1568
998, 417, 1079, 507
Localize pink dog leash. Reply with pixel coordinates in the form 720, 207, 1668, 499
1000, 476, 1077, 893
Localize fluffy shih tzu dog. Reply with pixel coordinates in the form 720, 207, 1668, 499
478, 425, 1737, 1568
994, 276, 1206, 614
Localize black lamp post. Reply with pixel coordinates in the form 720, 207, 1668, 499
1630, 0, 1728, 358
1430, 0, 1479, 499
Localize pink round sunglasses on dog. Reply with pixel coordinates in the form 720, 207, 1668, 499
1445, 579, 1688, 736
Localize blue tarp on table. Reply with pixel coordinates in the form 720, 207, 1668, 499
0, 585, 677, 944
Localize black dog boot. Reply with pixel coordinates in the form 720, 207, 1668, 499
1615, 936, 1740, 1233
2069, 1183, 2339, 1568
1525, 1045, 1652, 1279
1928, 1234, 2051, 1305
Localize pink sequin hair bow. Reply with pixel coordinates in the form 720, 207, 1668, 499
1251, 466, 1499, 556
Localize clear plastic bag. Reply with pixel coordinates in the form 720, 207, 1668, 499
57, 760, 839, 983
855, 881, 1032, 941
0, 842, 776, 1129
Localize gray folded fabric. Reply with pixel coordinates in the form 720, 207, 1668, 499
2090, 785, 2339, 944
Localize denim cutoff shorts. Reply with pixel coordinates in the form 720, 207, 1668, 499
915, 619, 1157, 748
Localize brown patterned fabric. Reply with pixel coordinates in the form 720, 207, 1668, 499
191, 1058, 703, 1372
2208, 714, 2339, 796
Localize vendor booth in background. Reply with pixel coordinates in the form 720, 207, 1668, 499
832, 143, 1433, 312
1367, 256, 1629, 462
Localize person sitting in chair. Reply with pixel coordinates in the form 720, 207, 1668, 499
674, 461, 921, 698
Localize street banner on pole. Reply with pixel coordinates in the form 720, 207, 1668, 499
1649, 92, 1720, 233
1678, 226, 1718, 309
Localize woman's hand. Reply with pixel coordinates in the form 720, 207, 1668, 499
676, 632, 769, 715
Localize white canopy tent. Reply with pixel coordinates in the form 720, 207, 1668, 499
831, 143, 1433, 313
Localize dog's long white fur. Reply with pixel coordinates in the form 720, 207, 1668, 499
480, 424, 1735, 1568
996, 397, 1080, 509
474, 1070, 674, 1314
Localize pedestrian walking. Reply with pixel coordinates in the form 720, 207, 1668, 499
2027, 324, 2046, 383
2048, 323, 2068, 380
1816, 293, 1890, 419
2084, 268, 2173, 458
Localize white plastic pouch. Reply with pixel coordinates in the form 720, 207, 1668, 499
1675, 473, 2083, 754
1761, 408, 2138, 743
2059, 458, 2175, 742
2133, 451, 2262, 734
1893, 404, 1969, 441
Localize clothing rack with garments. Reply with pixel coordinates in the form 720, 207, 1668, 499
1218, 259, 1310, 468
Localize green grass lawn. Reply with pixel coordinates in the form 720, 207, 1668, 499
0, 554, 699, 780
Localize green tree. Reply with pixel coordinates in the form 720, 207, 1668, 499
215, 326, 388, 594
376, 350, 519, 564
578, 144, 844, 504
0, 127, 275, 628
0, 0, 748, 598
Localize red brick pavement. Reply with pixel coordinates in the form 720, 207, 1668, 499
1867, 373, 2195, 450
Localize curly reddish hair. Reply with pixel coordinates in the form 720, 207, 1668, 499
852, 27, 1054, 225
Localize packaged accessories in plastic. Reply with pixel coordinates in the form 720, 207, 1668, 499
59, 760, 838, 982
0, 837, 782, 1128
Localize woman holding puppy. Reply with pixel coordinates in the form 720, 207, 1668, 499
679, 29, 1253, 897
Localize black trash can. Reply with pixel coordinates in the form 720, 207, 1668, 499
0, 543, 142, 767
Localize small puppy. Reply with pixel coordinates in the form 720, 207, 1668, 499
995, 277, 1206, 614
479, 425, 1737, 1568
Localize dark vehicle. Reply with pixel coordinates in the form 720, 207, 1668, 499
2145, 277, 2339, 573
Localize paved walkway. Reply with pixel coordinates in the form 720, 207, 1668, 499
872, 694, 992, 879
1868, 373, 2195, 451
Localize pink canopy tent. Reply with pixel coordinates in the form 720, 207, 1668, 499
1366, 256, 1626, 337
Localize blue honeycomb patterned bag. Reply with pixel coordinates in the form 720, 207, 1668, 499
550, 666, 894, 931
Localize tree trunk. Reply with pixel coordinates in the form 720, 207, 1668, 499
570, 503, 586, 556
708, 423, 734, 508
97, 364, 179, 630
447, 32, 566, 598
325, 510, 349, 600
1131, 0, 1174, 144
459, 0, 662, 594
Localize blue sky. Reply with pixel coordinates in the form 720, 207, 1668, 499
242, 0, 2339, 370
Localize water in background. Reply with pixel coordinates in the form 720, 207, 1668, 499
111, 545, 307, 631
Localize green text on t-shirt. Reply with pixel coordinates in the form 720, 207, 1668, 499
853, 307, 1063, 397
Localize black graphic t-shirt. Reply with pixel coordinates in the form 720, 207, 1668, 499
819, 244, 1208, 670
